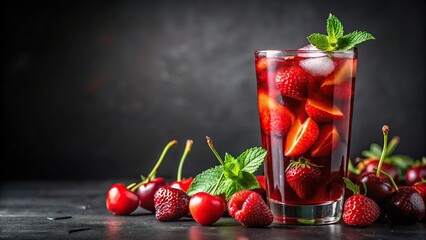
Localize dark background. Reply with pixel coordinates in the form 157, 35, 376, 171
2, 0, 425, 180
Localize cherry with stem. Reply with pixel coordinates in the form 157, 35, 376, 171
134, 140, 178, 212
170, 140, 194, 192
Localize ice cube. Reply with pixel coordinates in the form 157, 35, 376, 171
298, 44, 326, 57
299, 57, 335, 77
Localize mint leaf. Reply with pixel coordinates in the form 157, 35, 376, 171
192, 137, 267, 200
307, 13, 374, 51
223, 172, 259, 200
236, 147, 267, 174
307, 33, 330, 51
223, 154, 242, 180
337, 31, 375, 50
186, 165, 223, 196
326, 13, 344, 41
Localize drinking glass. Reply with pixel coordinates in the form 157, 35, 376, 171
255, 49, 357, 224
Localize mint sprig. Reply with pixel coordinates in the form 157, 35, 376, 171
186, 137, 267, 200
307, 13, 375, 51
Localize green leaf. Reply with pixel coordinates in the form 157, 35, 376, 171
337, 31, 375, 50
186, 165, 223, 196
343, 177, 360, 194
362, 150, 379, 159
236, 147, 267, 174
223, 171, 259, 200
307, 33, 330, 51
326, 13, 344, 41
223, 156, 242, 180
386, 136, 400, 156
370, 143, 383, 157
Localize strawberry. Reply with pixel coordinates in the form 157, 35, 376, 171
412, 182, 426, 204
284, 117, 319, 156
258, 92, 294, 137
305, 96, 344, 122
227, 190, 274, 227
154, 186, 190, 222
285, 157, 321, 199
342, 178, 380, 226
275, 65, 311, 100
320, 81, 354, 101
310, 124, 341, 157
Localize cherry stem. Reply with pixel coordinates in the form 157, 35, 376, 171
376, 125, 389, 178
212, 173, 224, 196
362, 182, 368, 196
130, 140, 178, 192
373, 167, 398, 191
177, 140, 193, 181
206, 136, 224, 166
127, 183, 137, 190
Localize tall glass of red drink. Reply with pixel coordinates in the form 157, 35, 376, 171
255, 49, 357, 224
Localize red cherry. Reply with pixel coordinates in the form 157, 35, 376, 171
357, 158, 399, 183
127, 140, 177, 212
169, 178, 194, 192
106, 184, 139, 215
358, 173, 392, 205
405, 165, 426, 186
189, 192, 225, 226
136, 177, 167, 212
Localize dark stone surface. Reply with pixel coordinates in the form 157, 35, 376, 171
1, 181, 425, 239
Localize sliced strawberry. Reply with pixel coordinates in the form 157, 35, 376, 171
258, 92, 294, 137
275, 66, 312, 100
284, 117, 319, 157
305, 97, 344, 122
319, 58, 356, 101
320, 81, 354, 101
325, 58, 357, 85
310, 124, 341, 157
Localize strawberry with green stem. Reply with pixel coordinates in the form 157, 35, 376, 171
285, 157, 322, 200
342, 178, 380, 226
170, 139, 194, 192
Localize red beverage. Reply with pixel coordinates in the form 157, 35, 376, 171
255, 49, 357, 224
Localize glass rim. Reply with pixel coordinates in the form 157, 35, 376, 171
255, 48, 357, 53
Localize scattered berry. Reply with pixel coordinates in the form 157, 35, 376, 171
405, 163, 426, 186
154, 186, 190, 222
342, 178, 380, 226
106, 184, 140, 215
385, 187, 425, 224
189, 192, 224, 226
227, 190, 274, 228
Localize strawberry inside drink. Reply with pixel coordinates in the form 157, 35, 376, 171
255, 48, 357, 223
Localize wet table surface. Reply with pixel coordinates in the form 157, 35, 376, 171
1, 180, 425, 240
